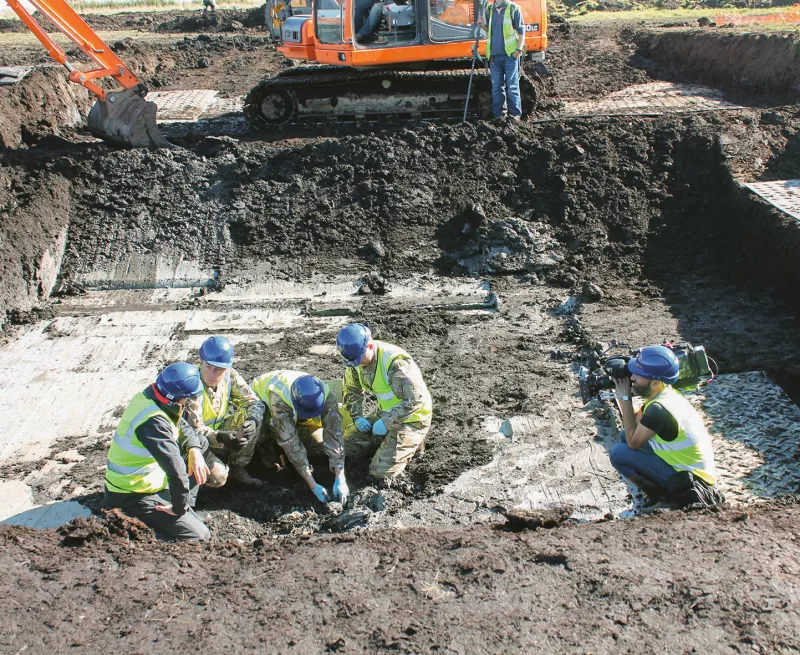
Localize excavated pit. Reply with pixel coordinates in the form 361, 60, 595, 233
1, 14, 800, 652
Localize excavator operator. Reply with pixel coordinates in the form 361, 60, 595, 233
355, 0, 386, 42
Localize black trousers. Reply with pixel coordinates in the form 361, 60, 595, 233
105, 482, 209, 542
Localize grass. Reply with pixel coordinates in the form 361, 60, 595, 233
569, 5, 800, 29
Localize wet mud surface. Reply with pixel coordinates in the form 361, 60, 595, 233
1, 12, 800, 650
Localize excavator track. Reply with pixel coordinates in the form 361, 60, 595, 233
244, 65, 538, 129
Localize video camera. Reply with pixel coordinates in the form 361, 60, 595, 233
578, 340, 713, 405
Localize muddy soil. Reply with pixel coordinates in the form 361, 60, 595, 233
0, 6, 269, 34
2, 14, 800, 649
2, 499, 800, 653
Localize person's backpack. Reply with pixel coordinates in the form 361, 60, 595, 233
666, 471, 725, 509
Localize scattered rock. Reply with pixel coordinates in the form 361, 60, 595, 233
358, 240, 385, 262
760, 111, 786, 126
54, 449, 85, 464
581, 281, 604, 302
501, 506, 573, 531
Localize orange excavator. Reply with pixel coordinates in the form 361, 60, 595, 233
8, 0, 547, 145
6, 0, 171, 147
248, 0, 548, 126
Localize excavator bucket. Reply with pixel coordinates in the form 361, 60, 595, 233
86, 84, 174, 148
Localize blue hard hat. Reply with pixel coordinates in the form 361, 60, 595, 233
155, 362, 204, 401
199, 336, 234, 368
336, 323, 371, 367
291, 375, 326, 419
628, 345, 680, 384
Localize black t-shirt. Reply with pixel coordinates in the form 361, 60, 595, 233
640, 402, 679, 442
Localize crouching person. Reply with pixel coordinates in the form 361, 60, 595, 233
609, 345, 718, 512
104, 362, 211, 542
252, 371, 348, 504
184, 336, 266, 488
336, 324, 433, 482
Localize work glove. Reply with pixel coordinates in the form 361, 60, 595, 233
217, 430, 247, 452
312, 484, 330, 503
372, 418, 388, 436
242, 419, 258, 440
354, 417, 372, 433
333, 478, 349, 504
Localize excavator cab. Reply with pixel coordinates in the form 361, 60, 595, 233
245, 0, 547, 126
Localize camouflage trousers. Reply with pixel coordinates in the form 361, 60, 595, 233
343, 413, 430, 479
264, 417, 328, 468
210, 407, 266, 471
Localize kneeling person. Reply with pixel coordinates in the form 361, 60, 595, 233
609, 345, 717, 510
336, 324, 433, 481
105, 363, 211, 541
252, 371, 348, 503
184, 336, 266, 487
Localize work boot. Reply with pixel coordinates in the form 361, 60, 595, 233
640, 500, 677, 515
627, 473, 667, 504
228, 465, 264, 488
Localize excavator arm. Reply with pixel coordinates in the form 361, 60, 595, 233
6, 0, 172, 148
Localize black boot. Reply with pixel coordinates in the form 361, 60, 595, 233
627, 473, 667, 504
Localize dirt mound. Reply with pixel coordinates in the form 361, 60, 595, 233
154, 6, 267, 32
636, 30, 800, 100
0, 67, 92, 149
0, 7, 267, 34
58, 509, 156, 546
0, 157, 72, 331
1, 499, 799, 651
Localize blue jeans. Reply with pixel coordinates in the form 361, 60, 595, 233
489, 53, 521, 117
356, 0, 383, 39
609, 430, 677, 487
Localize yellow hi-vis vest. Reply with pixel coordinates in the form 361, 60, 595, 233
486, 1, 522, 57
252, 370, 330, 422
644, 386, 717, 485
355, 341, 432, 424
201, 369, 232, 430
105, 392, 174, 494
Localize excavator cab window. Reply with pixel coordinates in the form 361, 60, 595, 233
353, 0, 417, 46
315, 0, 345, 44
429, 0, 481, 42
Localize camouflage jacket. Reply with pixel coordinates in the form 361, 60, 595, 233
343, 353, 430, 430
183, 367, 265, 449
269, 390, 344, 476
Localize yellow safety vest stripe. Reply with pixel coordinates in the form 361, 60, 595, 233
486, 2, 522, 58
252, 370, 329, 422
105, 393, 174, 494
356, 341, 432, 424
644, 386, 716, 485
201, 369, 232, 429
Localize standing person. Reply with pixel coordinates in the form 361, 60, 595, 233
478, 0, 525, 119
609, 345, 717, 511
252, 371, 348, 504
183, 336, 266, 488
104, 362, 210, 542
336, 324, 433, 482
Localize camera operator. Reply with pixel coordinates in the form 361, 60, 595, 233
609, 345, 717, 512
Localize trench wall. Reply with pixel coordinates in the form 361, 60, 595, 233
722, 182, 800, 304
636, 30, 800, 98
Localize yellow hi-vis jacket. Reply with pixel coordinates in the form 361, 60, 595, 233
252, 370, 330, 422
486, 1, 522, 57
644, 386, 717, 485
201, 370, 232, 430
105, 392, 174, 494
355, 341, 432, 424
